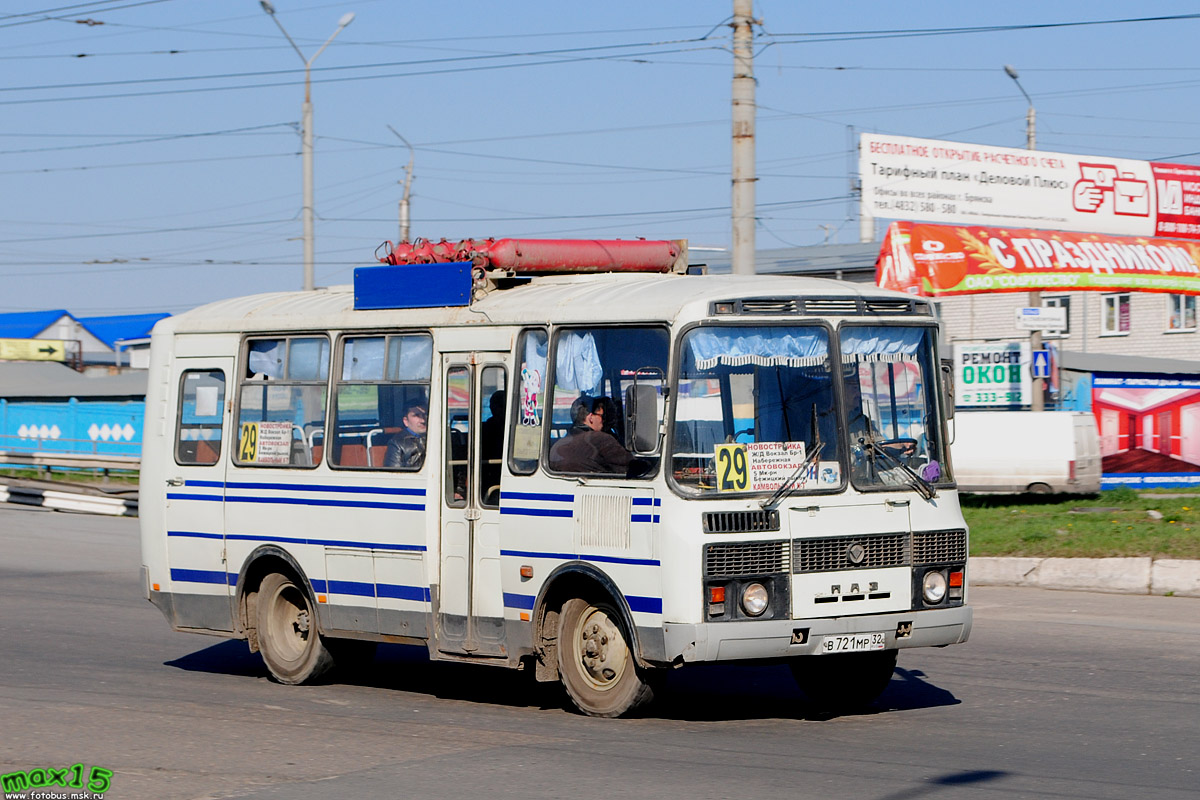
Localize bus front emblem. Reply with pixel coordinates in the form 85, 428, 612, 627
846, 543, 866, 565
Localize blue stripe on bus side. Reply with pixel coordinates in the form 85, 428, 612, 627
503, 592, 535, 610
631, 497, 662, 506
503, 592, 660, 614
223, 480, 426, 497
185, 479, 424, 497
168, 492, 423, 511
500, 491, 573, 503
327, 580, 375, 598
167, 530, 426, 552
170, 568, 227, 585
499, 506, 573, 518
377, 584, 431, 602
499, 549, 660, 567
627, 595, 663, 614
223, 496, 424, 511
167, 493, 222, 502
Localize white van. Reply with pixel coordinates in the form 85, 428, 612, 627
950, 411, 1101, 494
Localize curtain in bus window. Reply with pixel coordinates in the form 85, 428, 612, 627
522, 332, 548, 394
686, 328, 828, 371
343, 337, 385, 380
388, 335, 433, 381
248, 340, 284, 378
289, 338, 330, 380
839, 326, 925, 362
555, 331, 602, 392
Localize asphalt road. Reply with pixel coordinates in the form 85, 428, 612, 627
1, 504, 1196, 800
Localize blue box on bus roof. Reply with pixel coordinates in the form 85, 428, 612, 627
353, 262, 472, 310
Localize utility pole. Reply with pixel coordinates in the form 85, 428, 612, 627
389, 126, 415, 242
1006, 65, 1043, 411
731, 0, 756, 274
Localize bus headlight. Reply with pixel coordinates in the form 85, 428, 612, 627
922, 570, 948, 604
741, 582, 769, 616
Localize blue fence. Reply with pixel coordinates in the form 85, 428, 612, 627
0, 399, 144, 457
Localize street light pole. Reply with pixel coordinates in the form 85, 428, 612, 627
260, 2, 355, 291
1005, 64, 1044, 411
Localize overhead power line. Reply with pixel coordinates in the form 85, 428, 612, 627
765, 12, 1200, 43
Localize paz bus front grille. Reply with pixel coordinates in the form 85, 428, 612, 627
913, 529, 968, 564
792, 533, 910, 573
704, 541, 790, 576
703, 529, 967, 578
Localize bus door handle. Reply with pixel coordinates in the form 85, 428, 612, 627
166, 477, 184, 487
886, 499, 909, 510
464, 507, 482, 521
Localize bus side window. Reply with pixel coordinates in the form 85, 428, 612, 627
510, 328, 547, 475
176, 369, 225, 466
330, 333, 432, 470
445, 367, 470, 505
235, 336, 329, 468
480, 366, 507, 508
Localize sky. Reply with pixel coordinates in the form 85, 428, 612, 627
4, 0, 1200, 315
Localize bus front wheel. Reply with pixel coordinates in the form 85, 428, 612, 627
557, 597, 654, 717
789, 649, 898, 712
256, 572, 334, 685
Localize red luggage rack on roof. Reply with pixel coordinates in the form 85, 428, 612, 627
355, 238, 689, 310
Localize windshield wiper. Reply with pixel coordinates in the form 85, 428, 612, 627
761, 406, 824, 511
859, 421, 936, 501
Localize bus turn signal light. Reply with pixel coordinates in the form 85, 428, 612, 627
949, 570, 963, 588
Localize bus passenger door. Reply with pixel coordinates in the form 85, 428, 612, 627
163, 358, 235, 630
437, 355, 508, 657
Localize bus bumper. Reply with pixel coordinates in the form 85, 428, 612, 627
662, 605, 971, 663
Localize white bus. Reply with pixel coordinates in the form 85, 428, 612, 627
140, 238, 971, 717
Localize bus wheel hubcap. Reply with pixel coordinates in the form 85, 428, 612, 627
577, 607, 627, 689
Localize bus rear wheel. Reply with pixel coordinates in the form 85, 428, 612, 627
256, 572, 333, 685
557, 597, 654, 717
789, 649, 898, 712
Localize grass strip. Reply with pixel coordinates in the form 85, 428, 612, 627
964, 487, 1200, 559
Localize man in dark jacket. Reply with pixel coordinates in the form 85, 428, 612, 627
549, 396, 633, 474
385, 402, 428, 468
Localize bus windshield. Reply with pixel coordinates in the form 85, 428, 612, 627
841, 325, 947, 493
670, 325, 843, 496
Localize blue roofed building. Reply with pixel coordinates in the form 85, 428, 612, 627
0, 309, 169, 370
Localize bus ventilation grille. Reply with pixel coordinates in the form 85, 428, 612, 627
912, 529, 967, 565
702, 510, 780, 534
793, 532, 910, 573
704, 540, 790, 576
803, 298, 861, 315
739, 299, 801, 314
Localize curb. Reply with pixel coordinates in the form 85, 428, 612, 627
0, 480, 138, 517
971, 556, 1200, 597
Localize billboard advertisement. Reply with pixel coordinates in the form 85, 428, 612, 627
860, 133, 1200, 240
955, 342, 1031, 408
876, 221, 1200, 298
1092, 375, 1200, 489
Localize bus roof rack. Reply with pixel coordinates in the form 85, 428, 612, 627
356, 238, 689, 310
379, 237, 687, 274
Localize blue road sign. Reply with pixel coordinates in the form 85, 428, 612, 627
1031, 349, 1051, 379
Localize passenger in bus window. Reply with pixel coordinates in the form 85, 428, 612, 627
549, 396, 634, 474
385, 401, 428, 468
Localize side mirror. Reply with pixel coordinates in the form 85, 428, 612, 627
940, 358, 955, 421
625, 383, 660, 454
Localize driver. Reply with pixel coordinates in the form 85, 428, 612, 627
549, 395, 634, 474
